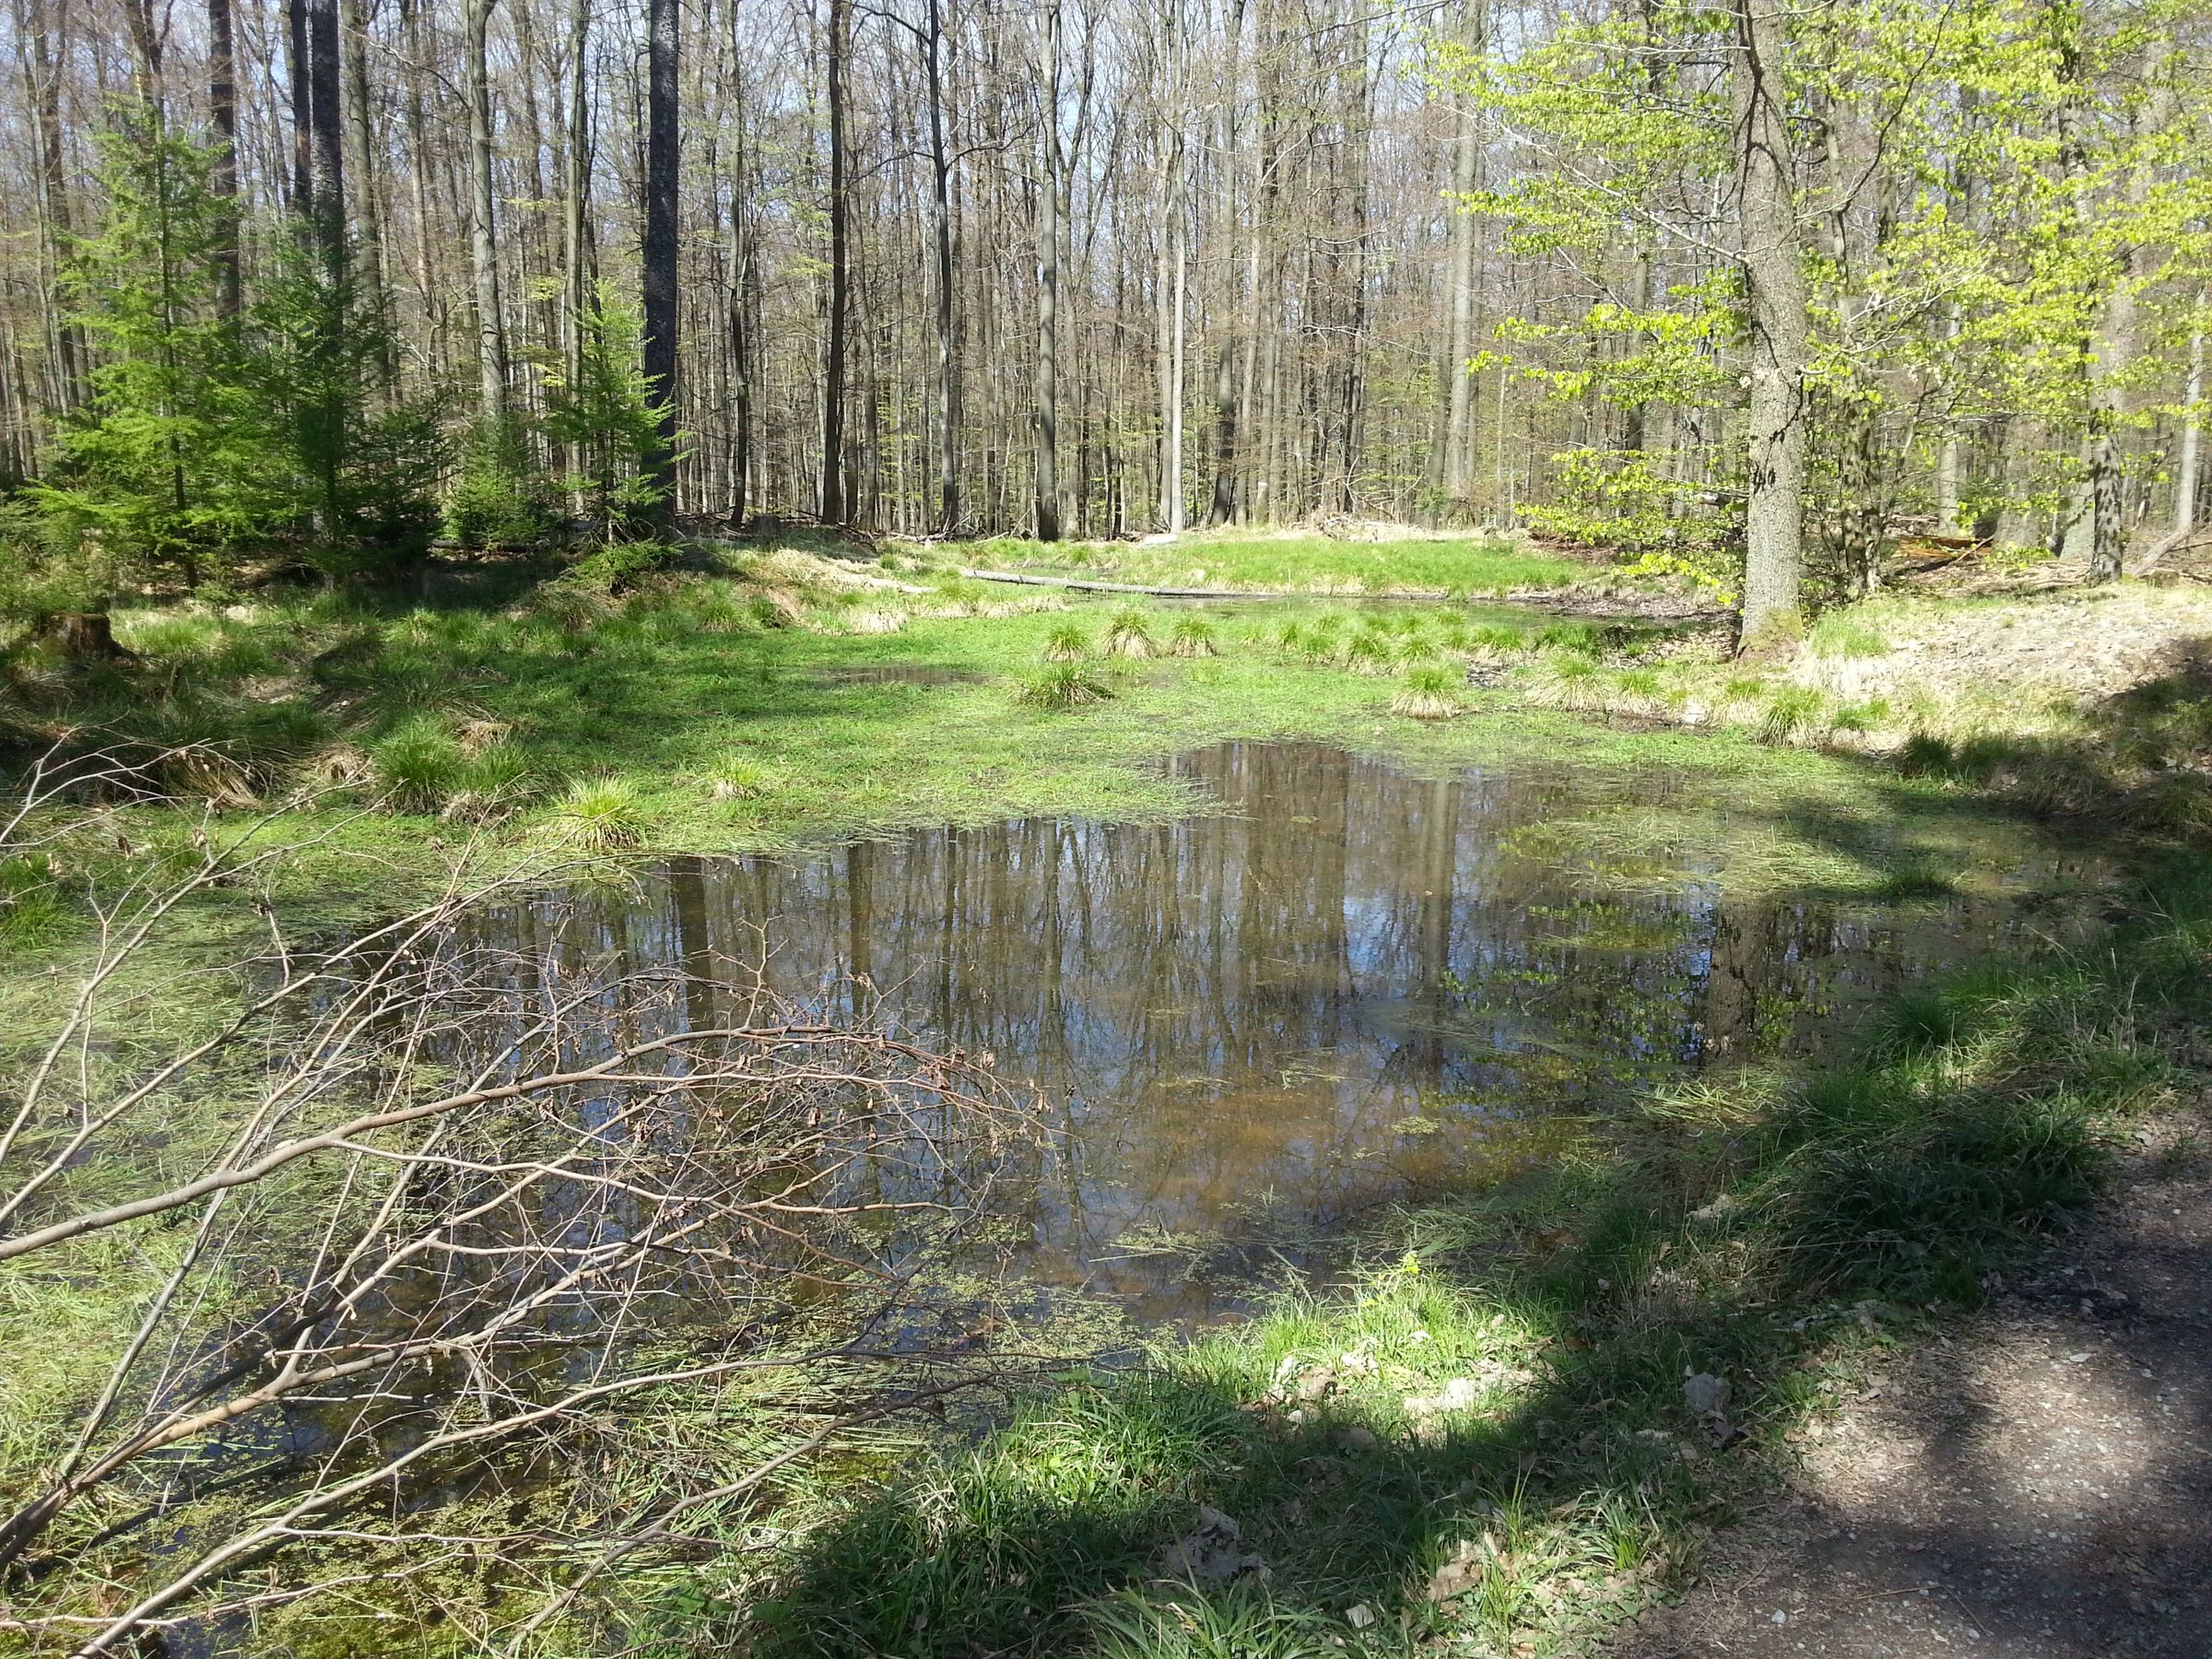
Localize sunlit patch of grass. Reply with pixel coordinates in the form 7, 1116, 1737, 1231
956, 529, 1594, 596
1018, 662, 1116, 709
543, 775, 648, 852
1086, 1586, 1347, 1658
1392, 665, 1464, 720
1809, 613, 1891, 660
843, 606, 908, 635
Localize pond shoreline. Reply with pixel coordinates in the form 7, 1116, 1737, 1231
4, 553, 2206, 1658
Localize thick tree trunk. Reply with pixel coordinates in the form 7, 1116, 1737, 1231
464, 0, 509, 430
288, 0, 314, 214
924, 0, 958, 533
1729, 0, 1807, 647
642, 0, 680, 515
1032, 0, 1062, 541
340, 0, 388, 371
819, 0, 850, 525
207, 0, 241, 321
307, 0, 346, 268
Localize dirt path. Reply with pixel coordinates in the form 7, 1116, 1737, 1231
1618, 1106, 2212, 1659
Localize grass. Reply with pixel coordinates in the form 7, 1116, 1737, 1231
1044, 620, 1092, 661
1169, 617, 1220, 659
717, 854, 2208, 1656
1809, 614, 1890, 660
952, 529, 1597, 597
705, 754, 779, 801
1106, 607, 1160, 659
4, 549, 2203, 1657
1018, 661, 1116, 709
1390, 665, 1463, 720
708, 858, 2212, 1659
543, 774, 648, 851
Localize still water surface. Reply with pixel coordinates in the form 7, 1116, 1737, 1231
453, 741, 2095, 1321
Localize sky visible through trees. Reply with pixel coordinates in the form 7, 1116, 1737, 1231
0, 0, 2206, 630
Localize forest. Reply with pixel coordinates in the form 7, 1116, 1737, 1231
0, 0, 2209, 1654
0, 0, 2203, 621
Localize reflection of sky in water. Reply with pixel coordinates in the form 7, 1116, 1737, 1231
453, 741, 2092, 1322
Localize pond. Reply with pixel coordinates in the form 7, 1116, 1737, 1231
451, 740, 2103, 1324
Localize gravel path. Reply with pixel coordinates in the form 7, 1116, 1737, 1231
1618, 1108, 2212, 1659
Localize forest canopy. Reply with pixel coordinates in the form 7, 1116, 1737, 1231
0, 0, 2205, 633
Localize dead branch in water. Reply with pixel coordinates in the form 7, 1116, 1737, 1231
0, 749, 1043, 1655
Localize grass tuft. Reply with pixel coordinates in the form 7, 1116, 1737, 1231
1391, 665, 1464, 720
1343, 631, 1394, 676
544, 775, 648, 852
1106, 607, 1159, 659
1018, 662, 1115, 709
706, 756, 779, 802
1759, 686, 1827, 745
369, 716, 470, 813
1169, 617, 1221, 658
1043, 621, 1092, 662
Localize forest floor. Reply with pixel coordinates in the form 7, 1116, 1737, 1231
5, 539, 2210, 1656
1618, 1100, 2212, 1659
931, 524, 1607, 597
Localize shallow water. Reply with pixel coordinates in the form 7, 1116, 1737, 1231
453, 740, 2101, 1323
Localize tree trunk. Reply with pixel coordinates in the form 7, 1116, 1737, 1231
1441, 4, 1485, 511
464, 0, 509, 430
819, 0, 850, 525
924, 0, 958, 534
2178, 301, 2205, 537
340, 0, 388, 371
1032, 0, 1062, 541
1206, 0, 1245, 526
642, 0, 680, 515
1729, 0, 1807, 647
207, 0, 242, 321
307, 0, 346, 271
562, 0, 591, 506
19, 0, 85, 407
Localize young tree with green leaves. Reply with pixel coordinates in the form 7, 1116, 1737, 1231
544, 284, 676, 541
31, 125, 273, 596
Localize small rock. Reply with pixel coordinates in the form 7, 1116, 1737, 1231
1155, 1504, 1271, 1587
1404, 1376, 1483, 1415
1346, 1603, 1377, 1630
1336, 1424, 1381, 1453
1684, 1372, 1732, 1418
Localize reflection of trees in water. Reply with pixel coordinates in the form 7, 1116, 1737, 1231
488, 743, 2041, 1305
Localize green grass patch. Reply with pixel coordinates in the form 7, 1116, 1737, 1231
722, 857, 2207, 1657
960, 531, 1594, 597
